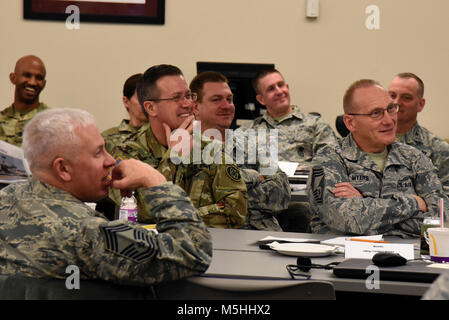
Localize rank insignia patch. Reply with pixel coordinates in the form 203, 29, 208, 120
311, 167, 325, 204
225, 165, 241, 182
100, 223, 156, 263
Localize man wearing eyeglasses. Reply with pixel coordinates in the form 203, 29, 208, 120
308, 79, 448, 236
190, 71, 290, 231
388, 72, 449, 197
111, 65, 247, 229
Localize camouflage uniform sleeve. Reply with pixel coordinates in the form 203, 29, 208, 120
242, 169, 290, 230
397, 149, 449, 235
428, 137, 449, 198
312, 117, 339, 158
197, 163, 248, 228
76, 183, 212, 286
308, 148, 422, 235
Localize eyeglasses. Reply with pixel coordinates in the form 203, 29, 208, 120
148, 92, 198, 103
286, 256, 340, 280
348, 103, 399, 120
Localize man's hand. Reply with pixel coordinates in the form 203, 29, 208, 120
163, 115, 194, 157
111, 159, 166, 196
412, 195, 428, 212
332, 182, 363, 199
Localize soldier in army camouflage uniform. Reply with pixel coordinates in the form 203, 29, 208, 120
111, 65, 247, 229
0, 108, 212, 284
190, 71, 290, 231
388, 72, 449, 197
102, 73, 147, 154
308, 79, 449, 237
0, 55, 48, 146
422, 273, 449, 300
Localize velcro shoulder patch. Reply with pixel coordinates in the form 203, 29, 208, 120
100, 223, 156, 264
225, 165, 241, 182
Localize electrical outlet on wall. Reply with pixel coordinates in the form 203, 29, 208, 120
306, 0, 319, 18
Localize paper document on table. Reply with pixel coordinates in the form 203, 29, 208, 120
258, 236, 320, 244
0, 140, 30, 184
321, 235, 384, 247
345, 241, 414, 260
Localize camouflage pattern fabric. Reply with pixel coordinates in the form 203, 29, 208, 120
422, 273, 449, 300
0, 178, 212, 285
240, 168, 290, 231
111, 123, 248, 229
398, 122, 449, 197
0, 103, 49, 146
308, 134, 449, 237
229, 134, 291, 231
102, 119, 140, 154
243, 105, 339, 168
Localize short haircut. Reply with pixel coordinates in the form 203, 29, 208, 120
395, 72, 424, 98
252, 68, 281, 94
343, 79, 382, 114
123, 73, 143, 99
189, 71, 228, 102
23, 108, 95, 172
137, 64, 183, 118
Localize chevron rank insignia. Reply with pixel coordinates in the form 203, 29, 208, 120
100, 223, 156, 263
311, 167, 325, 204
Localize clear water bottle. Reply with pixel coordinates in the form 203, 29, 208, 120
119, 192, 138, 222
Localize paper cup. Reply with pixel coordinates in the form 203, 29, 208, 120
426, 228, 449, 263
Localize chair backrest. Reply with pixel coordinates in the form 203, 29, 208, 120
335, 115, 350, 138
0, 275, 152, 300
155, 278, 336, 300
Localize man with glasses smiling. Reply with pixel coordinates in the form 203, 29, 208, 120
308, 79, 448, 236
111, 65, 247, 229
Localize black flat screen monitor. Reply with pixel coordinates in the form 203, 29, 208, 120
196, 62, 275, 128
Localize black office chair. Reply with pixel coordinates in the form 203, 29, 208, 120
155, 277, 336, 300
0, 275, 153, 300
335, 115, 350, 138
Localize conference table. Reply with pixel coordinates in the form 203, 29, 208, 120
185, 228, 443, 299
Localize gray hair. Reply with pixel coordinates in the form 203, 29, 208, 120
23, 108, 96, 171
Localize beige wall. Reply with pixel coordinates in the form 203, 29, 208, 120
1, 0, 449, 138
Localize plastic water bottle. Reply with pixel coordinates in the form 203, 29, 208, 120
119, 192, 138, 222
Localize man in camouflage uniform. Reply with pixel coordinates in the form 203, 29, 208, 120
244, 68, 338, 232
0, 55, 49, 146
0, 108, 212, 284
246, 68, 338, 167
308, 79, 449, 237
388, 72, 449, 197
190, 71, 290, 231
102, 73, 147, 154
422, 273, 449, 300
111, 65, 247, 229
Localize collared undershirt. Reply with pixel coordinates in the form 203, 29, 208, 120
366, 148, 389, 172
395, 133, 405, 142
272, 113, 290, 123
